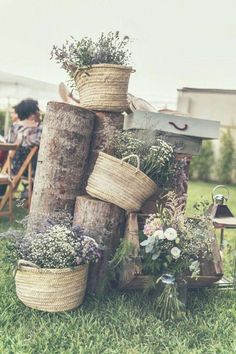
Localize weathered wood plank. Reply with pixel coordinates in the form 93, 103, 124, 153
123, 111, 220, 139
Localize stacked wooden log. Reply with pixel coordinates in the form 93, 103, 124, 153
28, 102, 126, 294
28, 99, 221, 294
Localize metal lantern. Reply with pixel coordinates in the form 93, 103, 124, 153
209, 185, 236, 288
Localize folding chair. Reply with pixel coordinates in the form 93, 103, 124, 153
0, 143, 18, 222
0, 144, 38, 222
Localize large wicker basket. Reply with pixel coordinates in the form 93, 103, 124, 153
86, 152, 158, 211
15, 260, 88, 312
74, 64, 134, 112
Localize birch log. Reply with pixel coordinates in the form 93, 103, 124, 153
73, 195, 125, 294
28, 102, 95, 231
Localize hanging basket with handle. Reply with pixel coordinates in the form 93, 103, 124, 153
15, 260, 88, 312
86, 152, 158, 211
74, 64, 134, 112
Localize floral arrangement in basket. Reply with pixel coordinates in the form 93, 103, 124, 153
51, 31, 134, 111
140, 192, 214, 320
11, 221, 100, 269
112, 131, 188, 193
5, 217, 100, 312
51, 31, 132, 80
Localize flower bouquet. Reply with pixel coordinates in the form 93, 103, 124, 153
11, 221, 100, 312
140, 192, 213, 320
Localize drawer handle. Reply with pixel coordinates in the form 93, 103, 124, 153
169, 122, 188, 131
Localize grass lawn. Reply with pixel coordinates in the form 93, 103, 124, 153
0, 181, 236, 354
186, 181, 236, 216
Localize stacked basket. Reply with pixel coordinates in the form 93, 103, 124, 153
86, 153, 158, 211
74, 64, 134, 112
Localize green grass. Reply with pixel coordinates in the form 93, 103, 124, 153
186, 181, 236, 216
0, 182, 236, 354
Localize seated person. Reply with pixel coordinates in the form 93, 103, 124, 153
0, 106, 20, 166
0, 99, 42, 196
5, 98, 42, 176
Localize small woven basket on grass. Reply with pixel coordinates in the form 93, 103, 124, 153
15, 260, 88, 312
86, 152, 158, 211
74, 64, 134, 112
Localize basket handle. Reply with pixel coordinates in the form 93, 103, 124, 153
17, 259, 41, 270
13, 260, 40, 278
121, 154, 140, 170
74, 67, 90, 80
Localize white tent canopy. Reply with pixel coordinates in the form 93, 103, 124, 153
0, 71, 59, 111
0, 71, 60, 134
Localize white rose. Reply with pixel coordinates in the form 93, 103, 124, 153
153, 230, 165, 240
164, 228, 177, 241
171, 247, 181, 259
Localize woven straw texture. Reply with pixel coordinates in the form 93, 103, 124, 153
86, 152, 158, 211
15, 262, 88, 312
74, 64, 133, 112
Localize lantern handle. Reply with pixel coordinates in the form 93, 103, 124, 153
212, 185, 229, 202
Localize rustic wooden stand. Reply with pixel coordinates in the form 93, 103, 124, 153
28, 102, 221, 292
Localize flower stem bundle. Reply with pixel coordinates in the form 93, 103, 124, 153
155, 276, 186, 321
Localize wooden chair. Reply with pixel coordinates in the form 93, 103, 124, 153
0, 143, 18, 222
0, 144, 38, 222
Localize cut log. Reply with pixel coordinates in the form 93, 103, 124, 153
81, 110, 123, 193
28, 102, 95, 231
73, 195, 125, 294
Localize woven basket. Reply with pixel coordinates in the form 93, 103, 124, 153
86, 152, 158, 211
15, 260, 88, 312
74, 64, 134, 112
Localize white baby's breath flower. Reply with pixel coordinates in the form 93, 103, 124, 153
170, 247, 181, 259
164, 228, 177, 241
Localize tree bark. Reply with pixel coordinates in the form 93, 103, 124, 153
73, 195, 125, 294
28, 102, 95, 230
81, 111, 123, 193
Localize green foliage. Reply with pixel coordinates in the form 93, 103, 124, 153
189, 140, 214, 181
109, 239, 134, 271
0, 110, 5, 136
217, 129, 235, 184
51, 31, 132, 77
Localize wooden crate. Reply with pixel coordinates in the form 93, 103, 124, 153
120, 215, 223, 289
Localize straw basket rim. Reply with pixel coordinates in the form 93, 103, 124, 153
97, 152, 157, 188
77, 63, 133, 70
74, 64, 134, 79
16, 263, 88, 275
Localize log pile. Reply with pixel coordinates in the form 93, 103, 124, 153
28, 98, 220, 294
